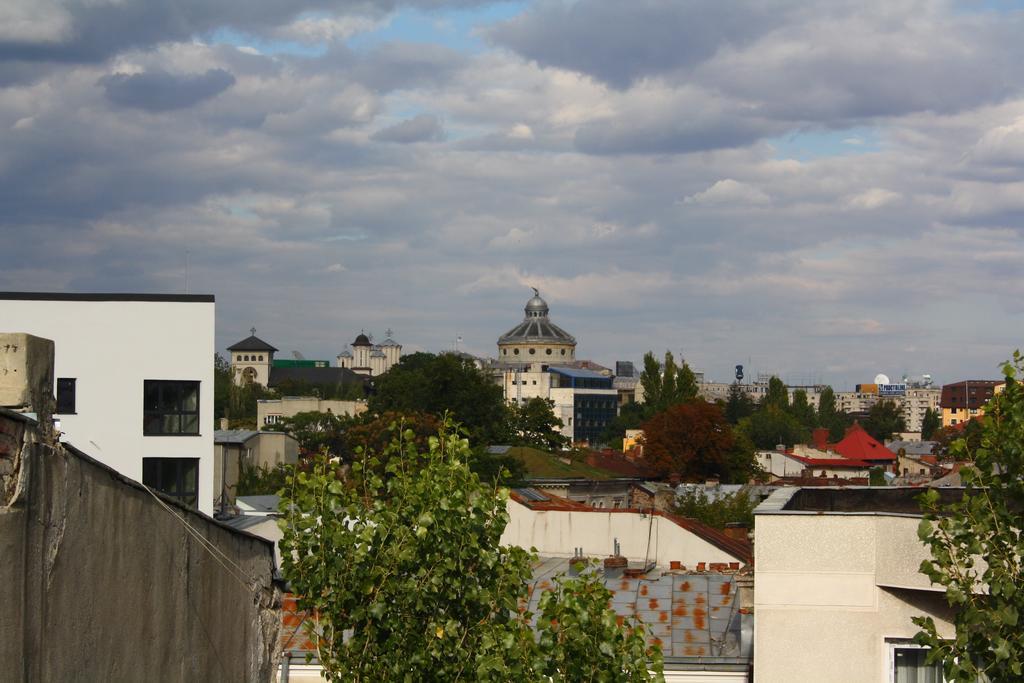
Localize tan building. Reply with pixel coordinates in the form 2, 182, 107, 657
754, 487, 958, 682
213, 429, 299, 511
257, 396, 367, 427
836, 387, 940, 434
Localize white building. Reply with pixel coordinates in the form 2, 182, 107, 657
495, 291, 617, 445
336, 330, 401, 376
0, 292, 215, 515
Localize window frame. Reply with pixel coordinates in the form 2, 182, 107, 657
56, 377, 77, 414
887, 639, 946, 683
143, 380, 201, 436
142, 457, 200, 508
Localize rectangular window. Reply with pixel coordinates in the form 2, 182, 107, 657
889, 641, 944, 683
56, 378, 76, 414
144, 380, 200, 435
142, 457, 199, 508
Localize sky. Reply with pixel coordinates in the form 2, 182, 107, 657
2, 0, 1024, 390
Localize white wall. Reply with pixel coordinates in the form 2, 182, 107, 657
501, 499, 743, 567
754, 509, 955, 682
1, 296, 215, 515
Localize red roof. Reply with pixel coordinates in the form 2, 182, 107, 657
831, 423, 896, 462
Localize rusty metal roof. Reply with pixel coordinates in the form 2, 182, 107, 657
524, 557, 745, 659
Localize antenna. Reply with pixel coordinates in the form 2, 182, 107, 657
184, 249, 190, 295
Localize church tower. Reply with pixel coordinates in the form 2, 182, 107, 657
227, 329, 277, 386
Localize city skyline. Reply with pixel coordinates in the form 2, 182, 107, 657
3, 1, 1023, 388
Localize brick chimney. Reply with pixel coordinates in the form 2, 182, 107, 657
0, 333, 55, 435
812, 428, 830, 451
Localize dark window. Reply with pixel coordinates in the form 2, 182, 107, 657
144, 380, 200, 435
143, 457, 199, 508
56, 378, 76, 414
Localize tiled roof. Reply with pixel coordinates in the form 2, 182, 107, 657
227, 334, 278, 352
831, 423, 897, 461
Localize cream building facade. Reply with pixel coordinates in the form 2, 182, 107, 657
336, 331, 401, 376
754, 487, 957, 682
258, 396, 367, 427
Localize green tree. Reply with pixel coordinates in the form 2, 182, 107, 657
740, 406, 809, 450
673, 486, 758, 529
369, 352, 509, 444
507, 397, 570, 452
921, 407, 941, 440
788, 389, 817, 431
235, 462, 292, 496
639, 351, 699, 414
862, 399, 907, 442
913, 352, 1024, 682
817, 386, 853, 441
724, 382, 755, 425
270, 410, 349, 456
280, 420, 662, 681
760, 376, 789, 411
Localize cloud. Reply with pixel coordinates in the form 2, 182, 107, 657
845, 188, 899, 210
371, 113, 444, 143
970, 117, 1024, 167
100, 68, 236, 111
682, 179, 770, 206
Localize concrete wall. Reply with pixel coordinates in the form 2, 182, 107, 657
0, 411, 280, 681
257, 397, 366, 428
0, 296, 216, 514
501, 499, 742, 567
754, 509, 955, 682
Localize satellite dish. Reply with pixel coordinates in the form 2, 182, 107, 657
874, 373, 890, 385
292, 350, 306, 360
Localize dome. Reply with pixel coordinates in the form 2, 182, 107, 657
353, 333, 371, 346
498, 289, 576, 346
524, 294, 549, 317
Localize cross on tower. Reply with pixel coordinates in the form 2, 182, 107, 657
250, 326, 256, 336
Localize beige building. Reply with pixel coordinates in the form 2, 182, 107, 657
228, 329, 277, 387
257, 396, 367, 427
754, 487, 958, 682
836, 387, 940, 434
213, 429, 299, 511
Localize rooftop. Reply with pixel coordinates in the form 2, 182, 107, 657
498, 290, 577, 347
755, 486, 966, 516
0, 291, 214, 303
227, 334, 278, 352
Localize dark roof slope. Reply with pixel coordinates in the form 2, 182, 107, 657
0, 291, 213, 302
228, 335, 279, 352
268, 366, 362, 388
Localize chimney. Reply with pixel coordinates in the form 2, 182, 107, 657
219, 417, 229, 430
812, 428, 829, 450
603, 538, 627, 579
723, 523, 749, 542
0, 333, 55, 436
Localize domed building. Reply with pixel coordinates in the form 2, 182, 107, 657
497, 289, 576, 362
337, 330, 401, 376
495, 289, 617, 447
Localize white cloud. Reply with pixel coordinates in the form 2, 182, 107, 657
845, 188, 900, 210
682, 179, 770, 206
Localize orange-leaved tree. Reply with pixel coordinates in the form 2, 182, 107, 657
640, 401, 735, 480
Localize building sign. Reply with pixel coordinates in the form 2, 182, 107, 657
878, 383, 907, 396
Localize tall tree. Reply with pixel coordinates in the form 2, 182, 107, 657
862, 399, 907, 442
280, 420, 661, 681
914, 352, 1024, 681
639, 350, 699, 414
921, 407, 941, 440
817, 386, 852, 441
761, 376, 789, 411
724, 382, 755, 424
788, 389, 817, 431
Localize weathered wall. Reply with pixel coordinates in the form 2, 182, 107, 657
2, 411, 280, 682
502, 499, 744, 566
